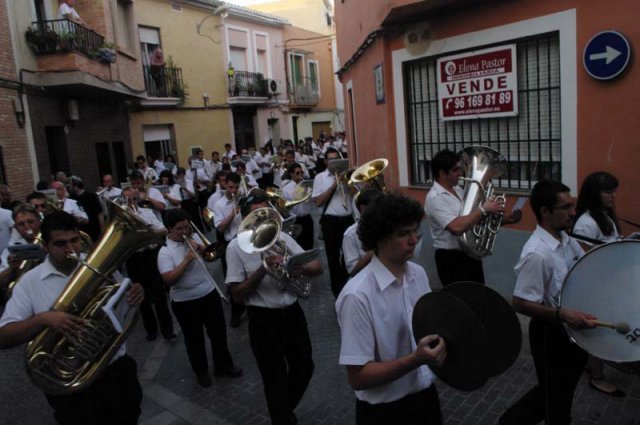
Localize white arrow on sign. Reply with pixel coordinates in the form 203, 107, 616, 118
589, 46, 622, 65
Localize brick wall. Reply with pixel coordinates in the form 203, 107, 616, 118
28, 94, 133, 191
0, 0, 36, 201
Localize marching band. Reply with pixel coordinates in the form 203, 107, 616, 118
0, 140, 638, 425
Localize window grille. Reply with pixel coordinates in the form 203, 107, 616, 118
405, 32, 560, 191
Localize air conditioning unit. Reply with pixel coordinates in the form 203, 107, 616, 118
268, 79, 282, 95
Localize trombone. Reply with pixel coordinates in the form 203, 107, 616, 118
326, 158, 350, 210
183, 226, 228, 302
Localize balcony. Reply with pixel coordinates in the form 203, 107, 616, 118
139, 65, 186, 107
289, 79, 320, 107
26, 19, 107, 60
228, 71, 269, 99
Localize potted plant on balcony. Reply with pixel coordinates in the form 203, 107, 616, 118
58, 30, 76, 51
96, 42, 116, 63
25, 27, 59, 55
255, 73, 267, 96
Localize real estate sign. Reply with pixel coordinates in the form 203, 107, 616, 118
437, 45, 518, 121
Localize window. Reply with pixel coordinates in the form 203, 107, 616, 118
405, 32, 560, 190
289, 53, 304, 88
230, 47, 247, 71
255, 33, 269, 77
308, 60, 319, 94
115, 0, 136, 53
139, 26, 160, 66
256, 50, 267, 75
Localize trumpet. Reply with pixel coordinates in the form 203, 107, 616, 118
182, 233, 228, 302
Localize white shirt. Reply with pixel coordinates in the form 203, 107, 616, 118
177, 179, 195, 200
245, 158, 262, 180
259, 153, 273, 174
0, 208, 13, 255
425, 182, 464, 250
573, 211, 620, 244
239, 174, 258, 196
57, 3, 80, 20
213, 195, 241, 241
223, 150, 237, 159
62, 198, 89, 221
282, 180, 311, 217
312, 170, 353, 216
513, 225, 583, 308
157, 235, 215, 302
154, 160, 166, 174
141, 167, 157, 182
146, 187, 165, 206
0, 231, 28, 273
342, 222, 365, 274
0, 256, 126, 360
100, 187, 122, 199
132, 207, 165, 230
163, 184, 182, 210
336, 256, 435, 404
225, 233, 302, 308
207, 190, 225, 212
187, 168, 211, 191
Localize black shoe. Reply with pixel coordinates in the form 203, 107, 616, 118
214, 367, 243, 378
229, 315, 242, 328
146, 332, 158, 341
163, 332, 177, 339
197, 374, 212, 388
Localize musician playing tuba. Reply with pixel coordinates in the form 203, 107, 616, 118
0, 211, 145, 424
424, 149, 521, 287
225, 190, 322, 425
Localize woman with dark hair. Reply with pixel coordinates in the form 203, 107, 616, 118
574, 171, 621, 243
159, 170, 182, 211
574, 171, 624, 397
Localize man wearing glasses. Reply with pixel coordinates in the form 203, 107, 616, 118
0, 211, 145, 424
499, 180, 597, 424
424, 149, 516, 286
282, 163, 313, 250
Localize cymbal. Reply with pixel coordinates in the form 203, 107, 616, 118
412, 291, 490, 391
442, 282, 522, 377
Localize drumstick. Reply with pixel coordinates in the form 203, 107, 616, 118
593, 320, 630, 334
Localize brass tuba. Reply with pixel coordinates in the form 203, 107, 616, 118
457, 146, 507, 260
237, 207, 311, 298
25, 200, 164, 395
349, 158, 388, 201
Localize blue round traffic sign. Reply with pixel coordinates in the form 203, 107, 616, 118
583, 31, 631, 81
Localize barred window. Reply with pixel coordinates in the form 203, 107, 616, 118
405, 32, 560, 191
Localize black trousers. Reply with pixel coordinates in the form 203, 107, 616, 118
45, 355, 142, 425
356, 386, 442, 425
320, 214, 354, 297
126, 248, 174, 337
171, 291, 235, 376
182, 198, 204, 232
218, 232, 245, 322
247, 303, 314, 425
434, 249, 485, 287
294, 214, 314, 251
258, 172, 274, 190
499, 318, 587, 425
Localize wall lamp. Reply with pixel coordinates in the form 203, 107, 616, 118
12, 97, 25, 128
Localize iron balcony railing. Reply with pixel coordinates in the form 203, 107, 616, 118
228, 71, 269, 97
290, 78, 320, 106
143, 65, 185, 99
26, 19, 105, 57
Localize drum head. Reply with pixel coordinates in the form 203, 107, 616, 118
412, 292, 490, 391
561, 240, 640, 362
443, 282, 522, 377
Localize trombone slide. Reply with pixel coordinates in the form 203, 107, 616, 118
183, 235, 228, 302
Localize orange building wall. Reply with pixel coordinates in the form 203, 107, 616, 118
336, 0, 640, 233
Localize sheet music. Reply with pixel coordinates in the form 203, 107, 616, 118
285, 248, 323, 270
513, 196, 527, 211
102, 278, 137, 333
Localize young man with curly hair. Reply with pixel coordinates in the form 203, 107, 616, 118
336, 193, 447, 425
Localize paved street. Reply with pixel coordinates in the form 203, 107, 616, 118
1, 218, 639, 425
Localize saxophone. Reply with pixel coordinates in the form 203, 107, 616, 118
25, 200, 163, 395
457, 146, 507, 260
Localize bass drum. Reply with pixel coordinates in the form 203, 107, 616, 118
560, 240, 640, 366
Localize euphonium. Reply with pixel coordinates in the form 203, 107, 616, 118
202, 207, 215, 228
349, 158, 389, 201
237, 207, 311, 298
457, 146, 507, 260
25, 200, 164, 395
